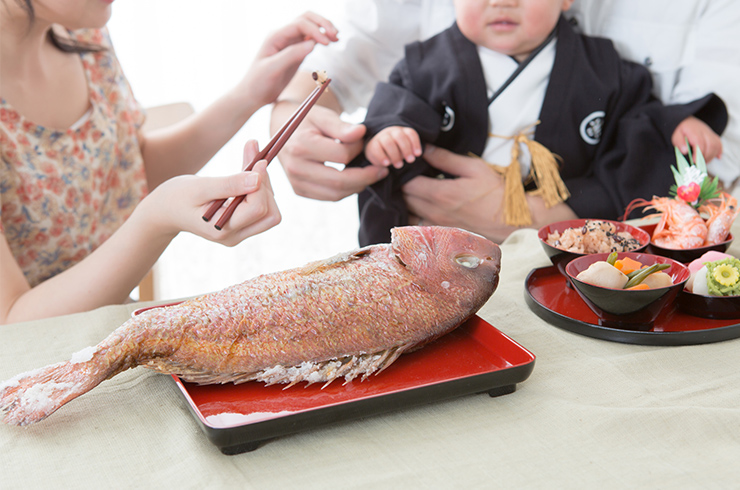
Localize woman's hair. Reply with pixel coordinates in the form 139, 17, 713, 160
16, 0, 105, 53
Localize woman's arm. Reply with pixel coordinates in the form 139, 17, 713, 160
0, 148, 279, 324
139, 12, 339, 189
0, 204, 171, 323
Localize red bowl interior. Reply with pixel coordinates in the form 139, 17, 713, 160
538, 219, 650, 277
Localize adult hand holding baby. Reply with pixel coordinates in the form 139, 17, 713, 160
403, 145, 577, 243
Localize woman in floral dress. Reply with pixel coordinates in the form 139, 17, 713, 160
0, 1, 338, 323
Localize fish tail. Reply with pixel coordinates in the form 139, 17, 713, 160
0, 358, 109, 426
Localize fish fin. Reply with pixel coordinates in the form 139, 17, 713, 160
264, 345, 414, 388
369, 345, 409, 378
0, 359, 110, 426
166, 344, 415, 389
142, 358, 258, 385
180, 371, 258, 385
296, 246, 376, 275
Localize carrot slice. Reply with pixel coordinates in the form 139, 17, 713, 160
614, 257, 644, 275
626, 283, 650, 290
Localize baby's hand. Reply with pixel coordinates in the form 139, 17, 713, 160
672, 116, 723, 162
365, 126, 422, 169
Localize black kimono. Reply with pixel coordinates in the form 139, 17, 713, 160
352, 16, 727, 246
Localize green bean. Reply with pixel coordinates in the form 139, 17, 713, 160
607, 251, 618, 266
625, 263, 670, 279
626, 269, 646, 279
623, 263, 670, 289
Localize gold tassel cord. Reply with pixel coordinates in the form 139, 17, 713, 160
479, 121, 570, 226
522, 136, 570, 207
494, 140, 532, 226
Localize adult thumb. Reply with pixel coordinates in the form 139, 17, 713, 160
318, 111, 366, 144
422, 144, 480, 177
222, 171, 261, 199
242, 139, 261, 171
267, 39, 316, 73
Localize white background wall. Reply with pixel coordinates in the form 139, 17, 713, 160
107, 1, 360, 300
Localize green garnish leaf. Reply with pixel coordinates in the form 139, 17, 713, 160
669, 143, 720, 208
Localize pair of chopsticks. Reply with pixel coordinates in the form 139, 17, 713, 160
202, 76, 332, 230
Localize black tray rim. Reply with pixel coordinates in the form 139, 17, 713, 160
174, 361, 534, 454
524, 266, 740, 346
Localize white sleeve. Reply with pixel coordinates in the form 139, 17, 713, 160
569, 0, 740, 186
673, 0, 740, 186
301, 0, 453, 115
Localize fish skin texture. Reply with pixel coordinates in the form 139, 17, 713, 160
1, 226, 501, 425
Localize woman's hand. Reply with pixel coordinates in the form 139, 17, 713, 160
144, 140, 281, 247
240, 12, 339, 108
140, 13, 340, 187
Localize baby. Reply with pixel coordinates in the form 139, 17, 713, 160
353, 0, 726, 246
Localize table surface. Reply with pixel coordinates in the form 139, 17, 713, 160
3, 223, 740, 489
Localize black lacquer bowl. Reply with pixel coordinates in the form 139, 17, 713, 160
678, 289, 740, 320
566, 252, 690, 330
641, 223, 733, 263
539, 219, 650, 279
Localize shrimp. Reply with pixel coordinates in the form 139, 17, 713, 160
647, 197, 708, 249
701, 193, 739, 245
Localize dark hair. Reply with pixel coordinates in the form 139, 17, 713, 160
16, 0, 105, 53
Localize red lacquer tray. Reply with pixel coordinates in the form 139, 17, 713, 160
525, 266, 740, 346
153, 314, 535, 454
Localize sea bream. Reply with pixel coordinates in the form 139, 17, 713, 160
0, 226, 501, 426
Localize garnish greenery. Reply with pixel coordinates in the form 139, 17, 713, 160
669, 142, 720, 208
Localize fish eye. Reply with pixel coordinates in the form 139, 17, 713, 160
455, 254, 481, 269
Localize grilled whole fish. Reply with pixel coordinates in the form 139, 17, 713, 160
1, 226, 501, 426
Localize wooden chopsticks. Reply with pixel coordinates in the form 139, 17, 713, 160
202, 76, 332, 230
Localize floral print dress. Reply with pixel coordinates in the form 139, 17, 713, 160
0, 28, 148, 287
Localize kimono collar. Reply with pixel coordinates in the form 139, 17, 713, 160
487, 24, 558, 105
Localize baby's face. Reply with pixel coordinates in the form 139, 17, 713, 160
454, 0, 573, 61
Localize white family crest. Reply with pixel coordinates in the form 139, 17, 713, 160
579, 110, 605, 145
441, 104, 455, 132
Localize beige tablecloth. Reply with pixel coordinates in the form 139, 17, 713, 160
2, 227, 740, 489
